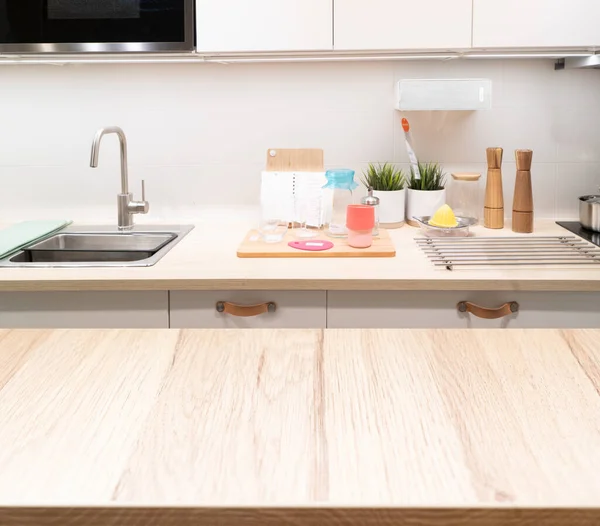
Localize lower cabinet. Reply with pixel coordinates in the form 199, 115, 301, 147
0, 291, 169, 329
2, 289, 597, 330
170, 290, 327, 328
327, 291, 600, 329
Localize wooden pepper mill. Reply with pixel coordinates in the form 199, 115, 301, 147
484, 147, 504, 229
512, 149, 534, 233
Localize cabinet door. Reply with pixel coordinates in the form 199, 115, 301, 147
473, 0, 600, 48
196, 0, 333, 52
0, 292, 169, 329
170, 291, 326, 328
328, 291, 600, 329
334, 0, 472, 51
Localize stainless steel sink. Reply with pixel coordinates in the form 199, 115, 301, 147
0, 224, 194, 267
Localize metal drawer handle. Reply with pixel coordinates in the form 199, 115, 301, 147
216, 301, 276, 317
457, 301, 519, 320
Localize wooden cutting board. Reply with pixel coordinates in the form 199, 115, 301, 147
237, 229, 396, 258
266, 148, 324, 172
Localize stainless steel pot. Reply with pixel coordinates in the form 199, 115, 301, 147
579, 195, 600, 232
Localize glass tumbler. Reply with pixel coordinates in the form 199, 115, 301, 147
448, 172, 482, 223
258, 216, 288, 244
293, 192, 319, 239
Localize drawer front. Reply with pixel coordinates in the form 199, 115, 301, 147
170, 291, 327, 329
0, 291, 169, 328
327, 291, 600, 329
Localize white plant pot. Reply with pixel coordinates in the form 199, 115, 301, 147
406, 188, 446, 227
373, 189, 406, 228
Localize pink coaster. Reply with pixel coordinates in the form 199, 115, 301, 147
288, 240, 334, 252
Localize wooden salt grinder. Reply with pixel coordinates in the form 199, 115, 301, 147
484, 147, 504, 229
512, 149, 534, 233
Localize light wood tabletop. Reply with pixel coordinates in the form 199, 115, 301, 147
1, 328, 600, 525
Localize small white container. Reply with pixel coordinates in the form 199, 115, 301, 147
373, 189, 406, 229
406, 188, 446, 227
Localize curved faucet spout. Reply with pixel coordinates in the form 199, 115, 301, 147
90, 126, 129, 195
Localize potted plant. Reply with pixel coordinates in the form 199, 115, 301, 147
406, 162, 447, 227
361, 163, 406, 228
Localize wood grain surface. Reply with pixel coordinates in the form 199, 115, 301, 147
265, 148, 324, 172
1, 328, 600, 525
0, 220, 600, 292
3, 508, 600, 526
512, 150, 535, 234
484, 147, 504, 229
237, 229, 396, 258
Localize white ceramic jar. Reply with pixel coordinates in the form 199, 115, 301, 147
372, 189, 406, 228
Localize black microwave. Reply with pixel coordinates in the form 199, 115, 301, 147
0, 0, 194, 53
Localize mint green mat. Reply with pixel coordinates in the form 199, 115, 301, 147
0, 220, 72, 259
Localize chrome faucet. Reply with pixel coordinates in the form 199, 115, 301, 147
90, 126, 149, 230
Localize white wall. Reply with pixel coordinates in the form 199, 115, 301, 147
0, 59, 598, 223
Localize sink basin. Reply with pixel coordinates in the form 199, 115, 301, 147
0, 225, 194, 267
11, 233, 176, 264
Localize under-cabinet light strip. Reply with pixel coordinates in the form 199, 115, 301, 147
465, 53, 594, 59
0, 51, 595, 65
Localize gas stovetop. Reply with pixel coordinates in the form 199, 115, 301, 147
557, 221, 600, 247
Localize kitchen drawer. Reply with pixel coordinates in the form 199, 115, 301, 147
327, 291, 600, 329
0, 291, 169, 328
169, 291, 326, 329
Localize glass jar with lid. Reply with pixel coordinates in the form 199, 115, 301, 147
448, 172, 481, 223
322, 169, 358, 238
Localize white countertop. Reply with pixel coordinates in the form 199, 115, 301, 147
0, 218, 599, 292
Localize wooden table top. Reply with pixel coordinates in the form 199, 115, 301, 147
1, 328, 600, 525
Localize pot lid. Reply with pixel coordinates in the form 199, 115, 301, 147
581, 195, 600, 204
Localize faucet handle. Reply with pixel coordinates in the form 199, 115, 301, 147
136, 179, 149, 214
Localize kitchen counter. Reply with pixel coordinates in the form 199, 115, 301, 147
0, 219, 599, 292
1, 328, 600, 525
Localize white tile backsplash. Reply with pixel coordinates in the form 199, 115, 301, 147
0, 59, 598, 222
556, 163, 600, 220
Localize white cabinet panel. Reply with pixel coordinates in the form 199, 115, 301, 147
473, 0, 600, 48
170, 290, 326, 328
328, 291, 600, 329
0, 292, 169, 329
196, 0, 333, 52
334, 0, 472, 51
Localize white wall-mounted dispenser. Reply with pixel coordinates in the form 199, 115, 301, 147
395, 79, 492, 111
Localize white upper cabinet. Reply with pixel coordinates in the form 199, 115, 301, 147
334, 0, 472, 51
473, 0, 600, 48
196, 0, 333, 52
